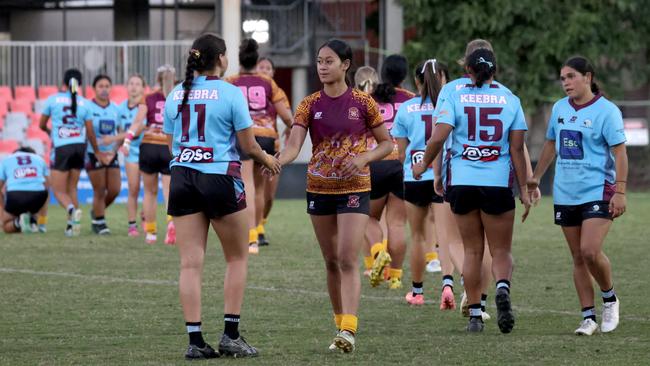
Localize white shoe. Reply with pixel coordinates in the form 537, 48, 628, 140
460, 291, 469, 317
601, 299, 620, 333
333, 330, 355, 353
426, 259, 441, 273
575, 319, 599, 335
72, 209, 82, 236
19, 213, 33, 233
482, 311, 491, 321
328, 334, 338, 352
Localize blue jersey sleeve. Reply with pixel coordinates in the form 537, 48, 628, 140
231, 88, 254, 131
390, 104, 408, 138
546, 104, 558, 140
77, 100, 91, 122
433, 83, 451, 116
0, 160, 6, 182
512, 104, 528, 131
162, 99, 175, 135
435, 97, 456, 127
602, 106, 626, 147
42, 96, 53, 117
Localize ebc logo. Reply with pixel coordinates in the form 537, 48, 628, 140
99, 120, 115, 135
461, 145, 501, 162
559, 130, 583, 160
178, 146, 214, 163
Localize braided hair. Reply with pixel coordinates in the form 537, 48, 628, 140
177, 33, 227, 117
63, 68, 82, 116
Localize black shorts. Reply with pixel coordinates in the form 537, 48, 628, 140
554, 201, 612, 227
167, 166, 246, 219
139, 143, 172, 175
370, 160, 404, 200
445, 185, 515, 215
404, 181, 443, 207
4, 190, 48, 216
306, 191, 370, 216
85, 152, 119, 171
51, 143, 86, 171
238, 136, 276, 161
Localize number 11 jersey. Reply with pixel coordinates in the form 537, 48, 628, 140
435, 83, 527, 188
163, 75, 254, 176
391, 96, 436, 182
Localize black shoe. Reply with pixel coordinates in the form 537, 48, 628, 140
258, 233, 269, 246
184, 343, 219, 360
218, 334, 258, 358
91, 222, 111, 235
466, 317, 484, 333
495, 287, 515, 333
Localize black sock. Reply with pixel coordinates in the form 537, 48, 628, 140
67, 206, 74, 216
29, 215, 37, 225
496, 279, 511, 293
469, 303, 482, 319
582, 306, 596, 322
601, 287, 617, 303
186, 322, 206, 347
480, 293, 488, 312
224, 314, 240, 339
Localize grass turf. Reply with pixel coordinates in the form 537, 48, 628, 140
1, 194, 649, 365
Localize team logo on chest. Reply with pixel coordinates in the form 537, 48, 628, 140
569, 116, 578, 123
582, 119, 593, 128
314, 111, 323, 120
348, 107, 360, 120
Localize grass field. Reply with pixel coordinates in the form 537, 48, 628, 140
1, 194, 650, 365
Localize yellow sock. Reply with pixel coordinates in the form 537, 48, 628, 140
388, 268, 403, 280
363, 256, 373, 270
256, 224, 265, 235
167, 215, 173, 223
37, 216, 48, 225
382, 238, 388, 251
425, 251, 438, 262
334, 314, 343, 330
145, 222, 157, 234
370, 242, 383, 258
340, 314, 358, 334
248, 228, 258, 244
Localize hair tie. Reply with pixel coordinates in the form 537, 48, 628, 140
69, 77, 78, 94
476, 57, 494, 69
421, 59, 437, 74
190, 49, 201, 59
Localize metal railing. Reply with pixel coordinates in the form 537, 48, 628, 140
0, 40, 193, 88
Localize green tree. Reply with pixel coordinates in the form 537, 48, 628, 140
401, 0, 650, 111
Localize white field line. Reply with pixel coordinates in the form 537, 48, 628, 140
1, 267, 647, 322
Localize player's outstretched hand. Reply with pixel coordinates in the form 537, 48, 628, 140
609, 192, 626, 218
263, 153, 282, 176
520, 186, 532, 223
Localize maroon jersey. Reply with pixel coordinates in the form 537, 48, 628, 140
294, 87, 383, 194
369, 87, 415, 160
140, 91, 167, 145
225, 73, 286, 138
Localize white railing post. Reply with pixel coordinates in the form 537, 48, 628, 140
30, 44, 36, 87
123, 43, 129, 84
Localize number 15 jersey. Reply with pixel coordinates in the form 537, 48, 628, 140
163, 76, 254, 176
435, 83, 527, 188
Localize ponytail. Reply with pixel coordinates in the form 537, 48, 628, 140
415, 59, 445, 107
63, 68, 82, 117
177, 33, 227, 117
353, 66, 378, 94
466, 49, 497, 88
374, 54, 408, 103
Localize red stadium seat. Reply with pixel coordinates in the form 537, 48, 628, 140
84, 86, 95, 100
110, 85, 128, 104
27, 124, 50, 142
9, 100, 32, 116
31, 113, 42, 127
14, 85, 36, 104
0, 86, 12, 102
0, 99, 8, 119
0, 139, 19, 154
38, 85, 58, 100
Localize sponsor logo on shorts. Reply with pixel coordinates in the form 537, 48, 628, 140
461, 145, 501, 162
58, 126, 82, 139
178, 146, 214, 163
591, 204, 600, 212
347, 195, 360, 208
556, 212, 561, 220
309, 200, 315, 210
348, 107, 360, 120
13, 167, 38, 179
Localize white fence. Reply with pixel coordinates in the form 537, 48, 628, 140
0, 40, 193, 87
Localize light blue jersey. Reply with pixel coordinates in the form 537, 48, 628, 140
87, 100, 121, 154
0, 152, 49, 192
391, 96, 436, 182
162, 75, 254, 175
435, 82, 527, 188
546, 95, 626, 205
118, 100, 142, 163
42, 92, 92, 148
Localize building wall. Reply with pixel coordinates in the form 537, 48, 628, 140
10, 10, 114, 41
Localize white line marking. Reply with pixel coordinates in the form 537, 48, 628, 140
1, 267, 647, 322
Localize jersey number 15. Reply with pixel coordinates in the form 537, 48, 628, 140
464, 107, 503, 142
